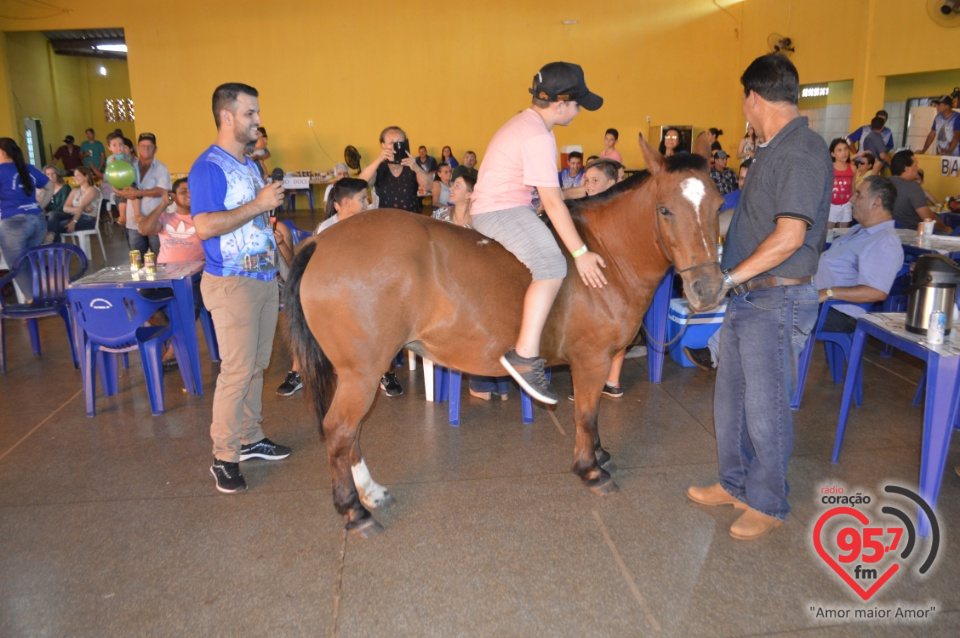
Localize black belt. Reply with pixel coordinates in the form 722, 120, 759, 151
731, 275, 813, 296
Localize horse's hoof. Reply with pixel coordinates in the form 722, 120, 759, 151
595, 448, 611, 468
346, 517, 384, 539
587, 477, 620, 496
369, 490, 396, 509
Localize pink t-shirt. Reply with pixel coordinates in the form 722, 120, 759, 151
157, 210, 205, 264
471, 109, 560, 216
600, 148, 623, 163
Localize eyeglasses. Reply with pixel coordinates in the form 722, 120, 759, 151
665, 135, 679, 140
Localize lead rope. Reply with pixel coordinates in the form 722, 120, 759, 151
641, 202, 721, 349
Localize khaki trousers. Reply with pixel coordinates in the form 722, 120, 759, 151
201, 273, 279, 462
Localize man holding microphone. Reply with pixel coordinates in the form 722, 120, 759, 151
190, 82, 290, 494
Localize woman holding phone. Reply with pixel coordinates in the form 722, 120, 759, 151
357, 126, 432, 213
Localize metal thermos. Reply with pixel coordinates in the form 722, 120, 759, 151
905, 254, 960, 336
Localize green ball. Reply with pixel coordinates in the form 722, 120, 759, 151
105, 160, 135, 189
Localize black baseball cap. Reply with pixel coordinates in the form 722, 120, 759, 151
529, 62, 603, 111
138, 132, 157, 144
63, 135, 74, 144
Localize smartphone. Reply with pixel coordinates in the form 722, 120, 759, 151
392, 140, 410, 164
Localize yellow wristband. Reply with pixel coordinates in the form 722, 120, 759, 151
571, 245, 588, 259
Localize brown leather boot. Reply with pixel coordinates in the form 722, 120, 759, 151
686, 483, 746, 509
729, 507, 783, 540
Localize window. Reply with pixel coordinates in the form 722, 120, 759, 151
104, 98, 135, 123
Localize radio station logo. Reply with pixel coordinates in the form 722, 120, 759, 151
812, 484, 940, 602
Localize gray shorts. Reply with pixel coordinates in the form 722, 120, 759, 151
471, 206, 567, 280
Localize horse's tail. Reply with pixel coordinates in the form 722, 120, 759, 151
283, 240, 335, 438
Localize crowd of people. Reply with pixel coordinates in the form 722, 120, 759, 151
3, 58, 958, 536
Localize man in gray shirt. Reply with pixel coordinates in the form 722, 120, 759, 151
117, 132, 171, 254
889, 150, 949, 233
687, 54, 831, 541
861, 116, 891, 170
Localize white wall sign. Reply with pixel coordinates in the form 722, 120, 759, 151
942, 156, 960, 177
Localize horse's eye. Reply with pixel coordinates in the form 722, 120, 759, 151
658, 206, 671, 216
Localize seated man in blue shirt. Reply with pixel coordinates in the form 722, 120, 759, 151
812, 175, 903, 331
686, 175, 904, 369
718, 159, 750, 238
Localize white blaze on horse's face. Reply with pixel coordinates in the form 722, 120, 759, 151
680, 176, 711, 253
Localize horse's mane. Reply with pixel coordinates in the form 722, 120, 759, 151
665, 152, 709, 173
567, 171, 650, 220
565, 152, 711, 223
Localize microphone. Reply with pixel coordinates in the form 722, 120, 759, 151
266, 168, 286, 225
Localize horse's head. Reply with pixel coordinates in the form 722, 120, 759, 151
640, 134, 725, 313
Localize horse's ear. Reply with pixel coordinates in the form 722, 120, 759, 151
638, 133, 665, 175
692, 132, 711, 161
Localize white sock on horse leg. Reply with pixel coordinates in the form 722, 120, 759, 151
351, 459, 393, 509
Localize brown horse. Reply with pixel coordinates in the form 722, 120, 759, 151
284, 137, 725, 537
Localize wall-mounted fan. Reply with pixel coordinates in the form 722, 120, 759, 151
767, 33, 794, 56
344, 145, 362, 175
926, 0, 960, 27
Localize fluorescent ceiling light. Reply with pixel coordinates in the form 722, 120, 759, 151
95, 44, 127, 53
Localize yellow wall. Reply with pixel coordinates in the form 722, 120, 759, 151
1, 1, 750, 173
2, 31, 133, 163
885, 70, 960, 103
0, 0, 957, 198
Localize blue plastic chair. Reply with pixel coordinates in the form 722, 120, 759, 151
67, 287, 189, 416
434, 366, 546, 426
280, 219, 313, 245
643, 267, 675, 384
0, 244, 88, 374
791, 300, 876, 410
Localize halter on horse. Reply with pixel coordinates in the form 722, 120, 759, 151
284, 135, 725, 537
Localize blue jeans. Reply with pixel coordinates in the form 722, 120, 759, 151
469, 375, 511, 395
47, 212, 96, 242
0, 213, 46, 296
125, 228, 160, 257
713, 283, 818, 520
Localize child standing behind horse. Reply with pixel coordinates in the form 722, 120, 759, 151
469, 62, 607, 404
828, 138, 855, 229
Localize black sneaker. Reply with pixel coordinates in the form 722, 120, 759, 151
569, 383, 623, 401
276, 370, 303, 396
210, 458, 247, 493
683, 346, 716, 371
602, 383, 624, 398
380, 372, 403, 397
500, 349, 557, 405
239, 438, 292, 461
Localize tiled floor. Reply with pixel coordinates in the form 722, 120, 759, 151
2, 215, 959, 637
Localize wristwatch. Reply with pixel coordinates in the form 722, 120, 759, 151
722, 270, 737, 289
825, 288, 834, 299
